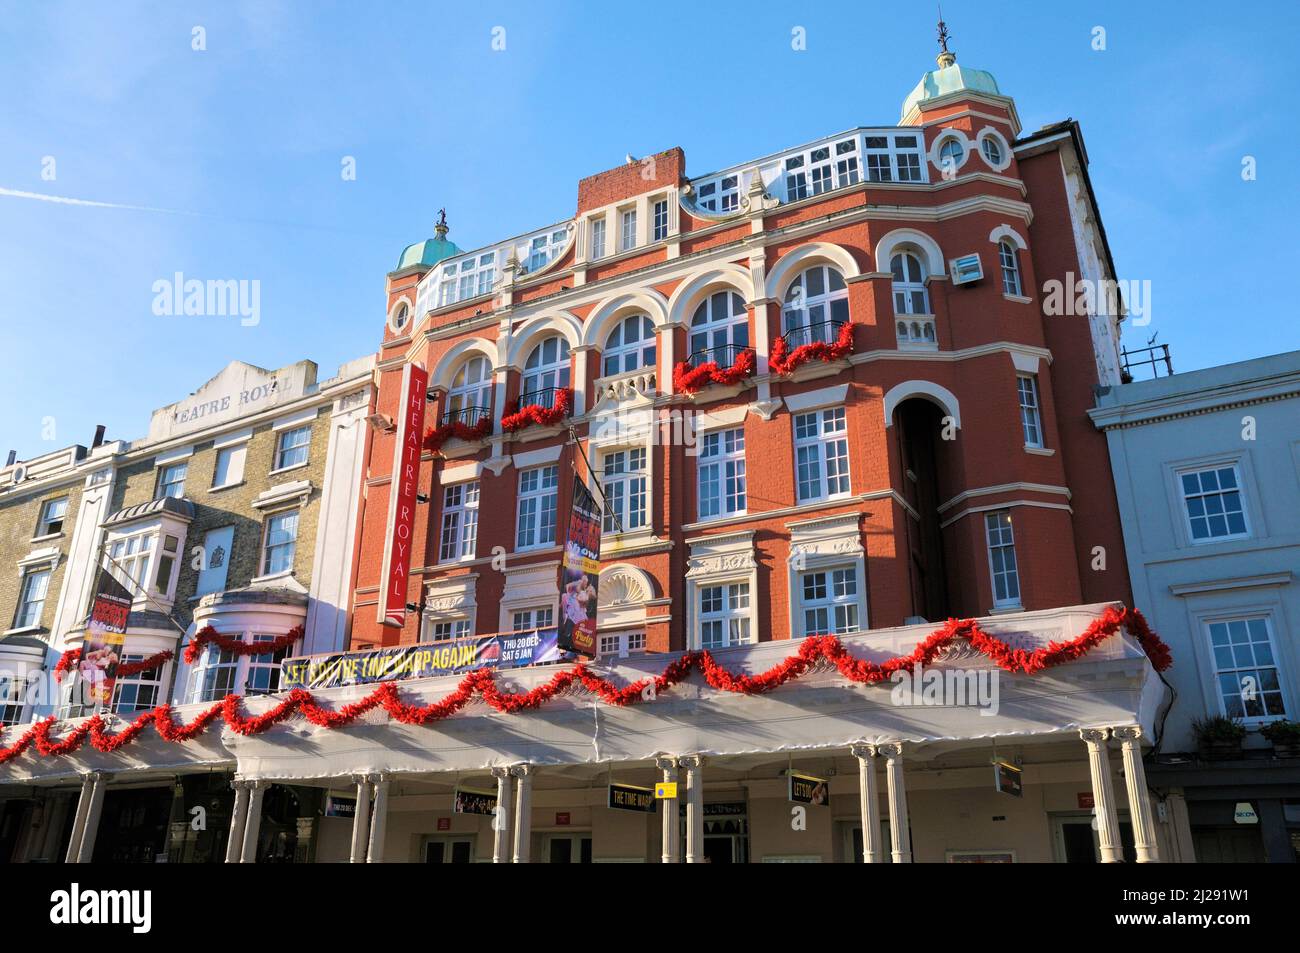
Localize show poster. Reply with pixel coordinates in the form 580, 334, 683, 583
453, 788, 498, 816
76, 567, 133, 709
280, 628, 571, 690
557, 475, 600, 656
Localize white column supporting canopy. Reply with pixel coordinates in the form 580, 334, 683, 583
225, 779, 250, 864
881, 743, 912, 864
367, 774, 390, 863
511, 763, 534, 864
491, 766, 514, 863
240, 780, 268, 863
1115, 726, 1160, 863
349, 775, 372, 864
64, 773, 95, 864
681, 754, 704, 864
74, 772, 110, 864
851, 743, 885, 863
657, 756, 680, 864
1081, 728, 1123, 863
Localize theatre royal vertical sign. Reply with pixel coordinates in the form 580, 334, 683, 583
378, 362, 428, 628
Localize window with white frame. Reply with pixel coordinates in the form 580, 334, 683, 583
694, 174, 739, 213
36, 496, 68, 536
937, 137, 965, 175
527, 230, 568, 273
697, 428, 746, 520
782, 266, 849, 346
190, 643, 238, 702
620, 209, 637, 251
688, 291, 748, 364
799, 568, 860, 635
437, 253, 497, 307
275, 425, 311, 471
984, 511, 1021, 608
1017, 375, 1043, 448
999, 240, 1023, 296
598, 631, 646, 659
188, 631, 299, 702
698, 582, 752, 649
783, 137, 861, 201
864, 133, 924, 182
652, 198, 669, 242
446, 356, 493, 423
111, 655, 163, 714
107, 531, 153, 597
1179, 464, 1248, 542
602, 314, 656, 377
246, 633, 292, 695
427, 618, 472, 643
521, 336, 571, 404
439, 481, 479, 562
794, 407, 850, 503
0, 674, 25, 725
981, 136, 1004, 166
512, 606, 554, 632
890, 252, 930, 315
211, 443, 247, 488
589, 217, 606, 260
156, 461, 187, 499
516, 464, 559, 549
601, 448, 647, 533
153, 533, 180, 596
262, 509, 299, 575
1207, 616, 1286, 721
13, 567, 50, 628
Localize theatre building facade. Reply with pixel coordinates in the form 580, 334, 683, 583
1, 45, 1183, 863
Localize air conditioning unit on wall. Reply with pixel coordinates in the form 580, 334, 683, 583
949, 253, 984, 285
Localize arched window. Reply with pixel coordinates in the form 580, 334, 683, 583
890, 252, 930, 315
782, 265, 849, 347
689, 291, 748, 367
938, 138, 964, 172
602, 314, 656, 377
981, 136, 1003, 166
521, 335, 571, 406
447, 356, 493, 423
999, 240, 1023, 296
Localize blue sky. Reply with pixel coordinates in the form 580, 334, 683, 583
1, 0, 1297, 460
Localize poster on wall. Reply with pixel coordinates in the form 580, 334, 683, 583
377, 361, 428, 629
453, 788, 498, 816
280, 629, 572, 690
556, 475, 600, 656
74, 566, 134, 710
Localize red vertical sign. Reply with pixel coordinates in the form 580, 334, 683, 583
378, 362, 428, 628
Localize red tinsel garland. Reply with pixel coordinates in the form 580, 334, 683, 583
53, 648, 175, 684
500, 388, 572, 433
769, 320, 855, 376
0, 607, 1168, 765
672, 348, 757, 395
181, 625, 304, 666
423, 415, 493, 453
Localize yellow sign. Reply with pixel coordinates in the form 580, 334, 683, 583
654, 782, 678, 799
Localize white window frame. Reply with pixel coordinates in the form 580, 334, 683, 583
697, 427, 746, 520
156, 461, 188, 499
863, 132, 925, 183
426, 618, 472, 643
1017, 375, 1043, 449
798, 566, 862, 636
601, 314, 656, 378
597, 630, 646, 659
697, 581, 753, 649
261, 508, 299, 576
694, 173, 739, 213
211, 443, 248, 489
620, 208, 637, 252
999, 240, 1023, 296
890, 251, 930, 316
782, 265, 850, 346
589, 217, 606, 260
36, 496, 68, 536
793, 407, 851, 504
106, 529, 155, 602
274, 425, 311, 471
13, 567, 51, 629
601, 448, 647, 534
688, 290, 749, 362
187, 630, 300, 702
1177, 462, 1251, 544
438, 481, 480, 563
984, 510, 1022, 610
436, 252, 498, 307
652, 198, 670, 242
521, 336, 571, 402
516, 464, 559, 550
527, 230, 567, 273
111, 654, 165, 714
512, 605, 554, 632
1204, 614, 1288, 724
446, 356, 494, 422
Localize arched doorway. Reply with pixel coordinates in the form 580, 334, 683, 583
893, 397, 953, 622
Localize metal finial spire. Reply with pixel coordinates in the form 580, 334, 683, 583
435, 207, 449, 237
935, 6, 956, 68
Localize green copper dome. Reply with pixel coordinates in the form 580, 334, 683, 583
901, 61, 1001, 120
395, 234, 462, 272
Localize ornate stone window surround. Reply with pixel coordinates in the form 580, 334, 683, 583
786, 513, 867, 639
684, 530, 759, 650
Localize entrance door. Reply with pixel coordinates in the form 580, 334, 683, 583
1192, 827, 1267, 863
544, 833, 592, 863
92, 787, 172, 863
1052, 813, 1136, 862
424, 836, 474, 863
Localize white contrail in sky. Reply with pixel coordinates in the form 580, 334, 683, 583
0, 186, 197, 216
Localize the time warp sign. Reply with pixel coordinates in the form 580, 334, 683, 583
378, 362, 428, 628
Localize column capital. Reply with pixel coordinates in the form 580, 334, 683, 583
678, 754, 703, 770
83, 770, 111, 783
509, 763, 534, 778
878, 741, 905, 759
655, 755, 679, 772
490, 765, 512, 780
1079, 727, 1112, 746
1112, 725, 1144, 744
850, 742, 879, 760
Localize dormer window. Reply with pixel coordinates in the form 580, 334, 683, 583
696, 175, 739, 213
527, 230, 567, 272
437, 253, 496, 307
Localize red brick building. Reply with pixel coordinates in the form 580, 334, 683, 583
350, 45, 1131, 660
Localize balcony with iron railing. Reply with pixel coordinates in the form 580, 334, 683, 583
516, 386, 568, 411
685, 344, 755, 371
439, 405, 493, 429
780, 317, 848, 351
